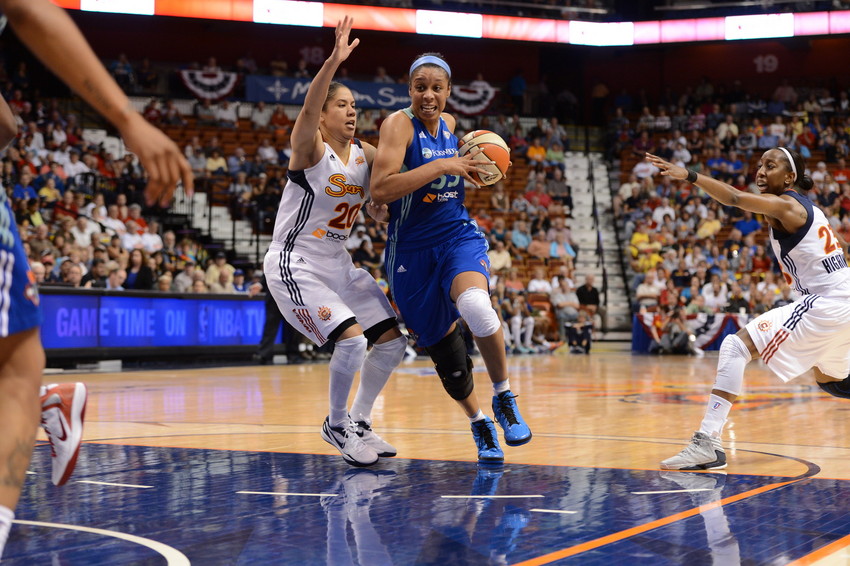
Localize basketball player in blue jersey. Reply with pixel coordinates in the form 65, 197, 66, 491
370, 53, 532, 463
0, 0, 193, 557
263, 17, 407, 468
647, 148, 850, 470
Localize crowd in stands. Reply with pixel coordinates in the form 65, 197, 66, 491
610, 77, 850, 350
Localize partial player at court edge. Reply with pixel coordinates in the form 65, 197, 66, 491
262, 17, 407, 467
646, 147, 850, 471
370, 52, 532, 464
0, 0, 193, 557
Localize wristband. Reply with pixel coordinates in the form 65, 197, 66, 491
686, 169, 698, 184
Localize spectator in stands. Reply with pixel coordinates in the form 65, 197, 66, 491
250, 101, 273, 130
549, 278, 580, 340
351, 239, 382, 271
141, 220, 163, 253
191, 279, 208, 293
734, 210, 761, 237
161, 99, 186, 126
695, 209, 722, 239
773, 284, 796, 308
205, 149, 227, 177
487, 240, 511, 273
195, 99, 218, 127
81, 257, 107, 288
256, 138, 278, 164
269, 105, 292, 134
109, 53, 135, 90
635, 269, 661, 310
172, 260, 196, 293
725, 282, 750, 313
69, 215, 99, 247
124, 248, 154, 290
503, 289, 535, 354
576, 273, 604, 331
510, 219, 532, 251
632, 157, 659, 180
216, 100, 239, 128
527, 266, 552, 294
550, 232, 577, 265
751, 244, 772, 274
205, 251, 234, 288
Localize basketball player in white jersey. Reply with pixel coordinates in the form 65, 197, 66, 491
263, 17, 407, 467
646, 147, 850, 470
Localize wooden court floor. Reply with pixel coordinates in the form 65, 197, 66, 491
8, 347, 850, 564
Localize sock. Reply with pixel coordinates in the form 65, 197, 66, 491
699, 394, 733, 437
493, 379, 511, 395
0, 505, 14, 559
350, 336, 406, 423
469, 409, 486, 423
328, 335, 368, 428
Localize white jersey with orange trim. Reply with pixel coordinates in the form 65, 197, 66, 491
745, 190, 850, 381
271, 139, 369, 251
769, 191, 850, 298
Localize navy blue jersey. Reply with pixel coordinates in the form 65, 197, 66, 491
386, 109, 470, 251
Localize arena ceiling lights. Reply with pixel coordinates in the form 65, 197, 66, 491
55, 0, 850, 45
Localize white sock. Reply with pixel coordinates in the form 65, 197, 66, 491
0, 505, 14, 559
350, 336, 406, 423
328, 335, 368, 428
469, 409, 485, 423
493, 379, 511, 395
699, 394, 733, 437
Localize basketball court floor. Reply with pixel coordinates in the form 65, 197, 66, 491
5, 347, 850, 565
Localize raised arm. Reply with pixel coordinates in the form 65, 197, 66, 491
646, 152, 806, 233
288, 16, 359, 170
1, 0, 192, 206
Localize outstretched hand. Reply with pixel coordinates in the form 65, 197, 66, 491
645, 153, 688, 181
122, 113, 194, 207
366, 200, 389, 223
331, 16, 360, 64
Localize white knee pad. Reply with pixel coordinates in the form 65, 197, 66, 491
367, 335, 407, 373
714, 334, 751, 397
329, 334, 368, 376
456, 287, 501, 338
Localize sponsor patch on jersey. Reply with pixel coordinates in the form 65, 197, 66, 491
324, 230, 348, 241
435, 191, 458, 202
355, 156, 365, 166
422, 193, 437, 203
479, 259, 489, 273
312, 228, 327, 239
422, 147, 433, 159
317, 306, 332, 321
757, 320, 772, 332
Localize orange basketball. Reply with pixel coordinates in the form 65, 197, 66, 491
457, 130, 511, 186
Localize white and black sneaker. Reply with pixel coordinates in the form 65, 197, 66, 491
321, 417, 379, 467
353, 419, 397, 458
661, 431, 727, 470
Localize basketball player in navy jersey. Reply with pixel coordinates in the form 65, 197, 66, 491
647, 148, 850, 470
0, 0, 192, 557
370, 53, 532, 463
263, 17, 407, 467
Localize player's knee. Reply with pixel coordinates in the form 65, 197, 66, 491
329, 334, 368, 376
425, 325, 474, 401
818, 378, 850, 399
456, 287, 500, 338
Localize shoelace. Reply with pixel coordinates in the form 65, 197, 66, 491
495, 393, 520, 425
473, 421, 498, 449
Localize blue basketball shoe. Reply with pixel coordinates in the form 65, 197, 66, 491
492, 391, 532, 446
471, 417, 504, 463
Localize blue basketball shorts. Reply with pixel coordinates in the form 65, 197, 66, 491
1, 201, 42, 337
386, 228, 490, 347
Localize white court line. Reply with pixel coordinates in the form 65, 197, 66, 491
530, 508, 578, 514
76, 480, 154, 489
631, 489, 715, 495
237, 491, 337, 497
441, 495, 544, 499
12, 520, 189, 565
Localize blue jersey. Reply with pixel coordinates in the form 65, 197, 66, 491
386, 109, 470, 251
1, 190, 41, 336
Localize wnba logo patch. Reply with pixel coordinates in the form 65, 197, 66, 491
758, 320, 772, 332
712, 402, 721, 409
317, 306, 332, 321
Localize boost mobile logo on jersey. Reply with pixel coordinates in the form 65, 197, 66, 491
423, 191, 458, 203
324, 173, 364, 198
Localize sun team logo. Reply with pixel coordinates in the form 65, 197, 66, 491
758, 320, 772, 332
317, 306, 332, 321
355, 156, 365, 166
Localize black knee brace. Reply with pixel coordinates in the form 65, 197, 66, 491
818, 378, 850, 399
425, 325, 474, 401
